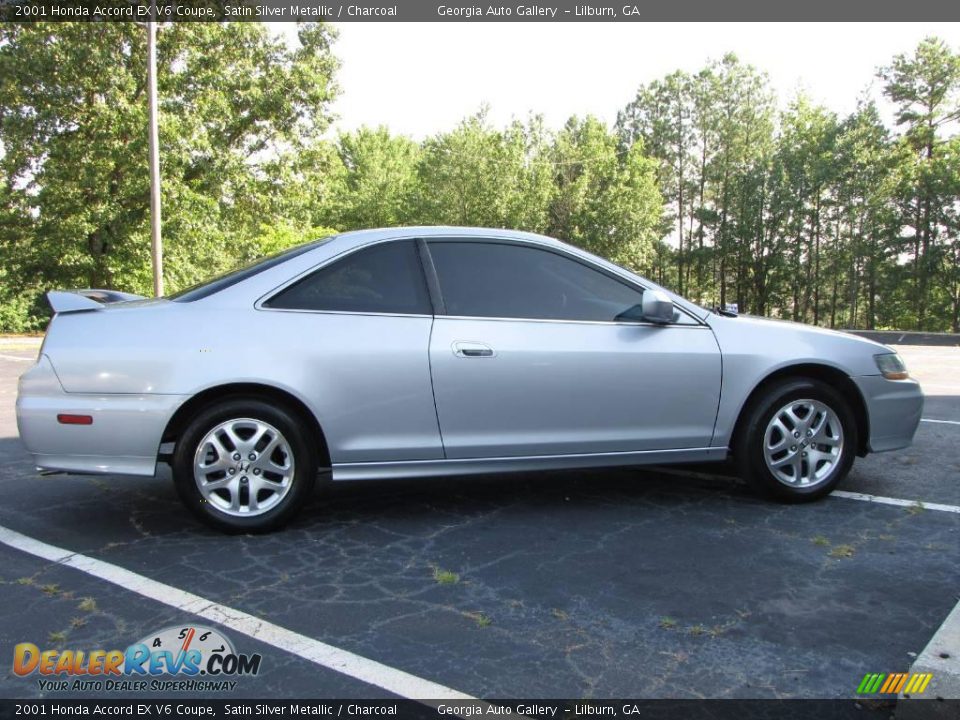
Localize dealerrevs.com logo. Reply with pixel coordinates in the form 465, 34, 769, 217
13, 625, 262, 693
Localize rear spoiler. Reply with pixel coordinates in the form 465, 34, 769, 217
47, 289, 147, 314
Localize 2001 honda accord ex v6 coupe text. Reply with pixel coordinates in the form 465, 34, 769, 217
17, 227, 924, 532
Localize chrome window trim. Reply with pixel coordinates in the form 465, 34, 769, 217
254, 307, 434, 320
435, 314, 708, 329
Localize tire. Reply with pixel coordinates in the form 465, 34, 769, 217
735, 377, 857, 503
172, 398, 318, 532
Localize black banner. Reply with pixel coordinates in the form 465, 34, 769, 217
1, 0, 959, 22
2, 699, 958, 720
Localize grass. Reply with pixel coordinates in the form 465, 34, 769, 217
811, 535, 830, 547
432, 567, 460, 585
708, 621, 736, 638
551, 608, 569, 621
70, 617, 87, 629
78, 597, 98, 613
39, 583, 60, 596
658, 616, 678, 630
907, 502, 925, 515
828, 544, 856, 559
687, 624, 707, 636
48, 631, 67, 645
464, 611, 491, 628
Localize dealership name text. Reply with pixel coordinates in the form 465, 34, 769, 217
437, 5, 646, 17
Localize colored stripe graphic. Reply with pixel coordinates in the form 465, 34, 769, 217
880, 674, 900, 693
905, 673, 933, 694
857, 673, 886, 694
858, 672, 933, 695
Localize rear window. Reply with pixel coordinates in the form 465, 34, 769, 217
264, 240, 432, 315
169, 237, 334, 303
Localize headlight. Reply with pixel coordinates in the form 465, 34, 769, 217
874, 353, 909, 380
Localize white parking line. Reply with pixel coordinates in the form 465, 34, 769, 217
0, 524, 475, 701
832, 490, 960, 514
921, 418, 960, 426
0, 353, 32, 363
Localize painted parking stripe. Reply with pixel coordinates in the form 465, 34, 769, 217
832, 490, 960, 514
921, 418, 960, 426
0, 523, 475, 701
0, 353, 32, 362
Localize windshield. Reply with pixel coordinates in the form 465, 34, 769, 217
168, 237, 334, 303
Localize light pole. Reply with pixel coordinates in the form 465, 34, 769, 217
146, 3, 163, 297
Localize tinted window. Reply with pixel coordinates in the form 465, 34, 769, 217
170, 237, 333, 302
265, 240, 432, 315
429, 242, 645, 322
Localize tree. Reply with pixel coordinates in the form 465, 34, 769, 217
330, 126, 420, 230
879, 37, 960, 329
549, 116, 662, 271
414, 109, 553, 230
0, 21, 339, 328
618, 71, 694, 293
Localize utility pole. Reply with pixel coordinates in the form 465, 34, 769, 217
147, 3, 164, 297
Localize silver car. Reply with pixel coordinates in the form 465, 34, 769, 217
16, 227, 924, 532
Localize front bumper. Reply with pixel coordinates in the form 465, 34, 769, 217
853, 375, 924, 453
16, 355, 187, 477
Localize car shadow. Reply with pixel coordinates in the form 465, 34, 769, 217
0, 426, 759, 540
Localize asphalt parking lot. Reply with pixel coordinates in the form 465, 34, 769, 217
0, 339, 957, 701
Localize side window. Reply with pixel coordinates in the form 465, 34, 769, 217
265, 240, 432, 315
428, 241, 647, 322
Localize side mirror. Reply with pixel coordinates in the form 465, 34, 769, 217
641, 289, 675, 324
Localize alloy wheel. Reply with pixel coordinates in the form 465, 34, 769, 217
762, 399, 844, 487
193, 417, 295, 516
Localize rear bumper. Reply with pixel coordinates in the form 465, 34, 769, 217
16, 355, 187, 477
853, 375, 924, 453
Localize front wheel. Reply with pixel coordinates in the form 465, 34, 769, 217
735, 378, 857, 503
172, 399, 317, 532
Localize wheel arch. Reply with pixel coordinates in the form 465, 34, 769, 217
730, 363, 870, 458
160, 382, 331, 469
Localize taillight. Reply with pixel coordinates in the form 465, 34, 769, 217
57, 414, 93, 425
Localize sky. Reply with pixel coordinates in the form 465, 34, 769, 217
275, 22, 960, 139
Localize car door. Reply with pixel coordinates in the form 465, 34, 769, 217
259, 239, 443, 463
425, 239, 722, 459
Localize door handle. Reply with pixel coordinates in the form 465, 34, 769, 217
453, 342, 495, 358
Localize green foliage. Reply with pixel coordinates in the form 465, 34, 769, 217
0, 21, 339, 329
616, 44, 960, 331
330, 126, 420, 229
414, 109, 553, 230
1, 28, 958, 334
549, 116, 662, 271
256, 223, 339, 256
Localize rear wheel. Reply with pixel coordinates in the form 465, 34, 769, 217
736, 378, 856, 502
172, 399, 317, 532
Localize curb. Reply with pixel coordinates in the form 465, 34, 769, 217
0, 337, 42, 349
845, 330, 960, 347
896, 598, 960, 718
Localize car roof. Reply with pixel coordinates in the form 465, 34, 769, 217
329, 226, 568, 250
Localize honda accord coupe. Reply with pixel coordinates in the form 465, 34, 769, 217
17, 227, 923, 532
